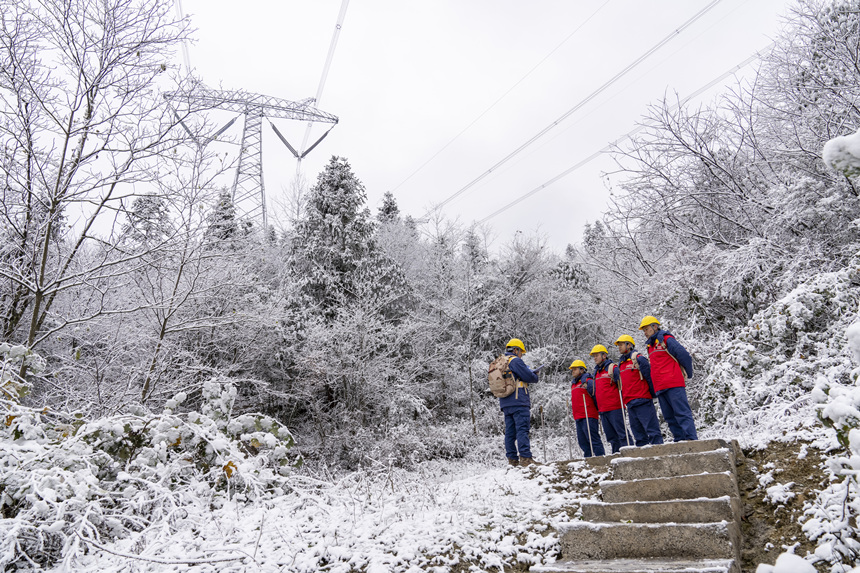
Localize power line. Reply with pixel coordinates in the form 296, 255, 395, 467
390, 0, 613, 194
175, 0, 191, 73
298, 0, 350, 173
476, 45, 774, 225
420, 0, 724, 221
487, 0, 762, 175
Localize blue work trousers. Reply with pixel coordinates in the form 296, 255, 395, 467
626, 399, 664, 446
657, 386, 698, 442
503, 406, 532, 460
575, 417, 605, 457
600, 409, 633, 454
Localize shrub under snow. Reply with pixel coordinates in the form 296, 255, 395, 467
823, 129, 860, 178
0, 349, 300, 570
699, 263, 860, 446
806, 353, 860, 568
700, 262, 860, 571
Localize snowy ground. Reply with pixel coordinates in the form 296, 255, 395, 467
7, 263, 860, 572
59, 460, 603, 573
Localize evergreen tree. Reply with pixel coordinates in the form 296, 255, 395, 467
377, 191, 401, 223
290, 156, 378, 313
122, 194, 170, 248
204, 190, 239, 244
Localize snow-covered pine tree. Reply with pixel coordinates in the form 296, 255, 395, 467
377, 190, 401, 223
289, 156, 376, 314
122, 194, 171, 248
204, 190, 241, 245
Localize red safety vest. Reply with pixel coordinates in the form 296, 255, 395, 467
647, 334, 686, 392
594, 363, 622, 412
571, 380, 599, 420
618, 353, 652, 404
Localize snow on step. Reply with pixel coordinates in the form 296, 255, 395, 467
531, 557, 737, 573
614, 439, 738, 459
580, 496, 739, 524
610, 448, 734, 481
600, 471, 740, 503
557, 521, 739, 561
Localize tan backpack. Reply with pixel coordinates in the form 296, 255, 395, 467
488, 355, 517, 398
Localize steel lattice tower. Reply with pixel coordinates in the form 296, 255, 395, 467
166, 85, 339, 227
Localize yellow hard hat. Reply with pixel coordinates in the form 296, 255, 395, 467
639, 316, 660, 330
614, 335, 635, 346
589, 344, 608, 355
569, 360, 587, 369
506, 338, 526, 353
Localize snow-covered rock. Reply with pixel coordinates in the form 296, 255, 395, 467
756, 551, 817, 573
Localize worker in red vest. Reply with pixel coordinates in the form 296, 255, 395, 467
639, 316, 698, 441
590, 345, 633, 454
614, 335, 664, 446
569, 360, 605, 458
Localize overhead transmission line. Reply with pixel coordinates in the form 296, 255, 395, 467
390, 0, 613, 193
476, 45, 775, 225
297, 0, 350, 174
174, 0, 191, 72
419, 0, 723, 222
495, 0, 762, 172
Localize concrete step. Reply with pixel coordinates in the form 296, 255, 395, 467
616, 439, 737, 460
531, 557, 738, 573
585, 453, 617, 468
610, 449, 734, 481
580, 496, 740, 524
557, 522, 740, 561
601, 472, 739, 503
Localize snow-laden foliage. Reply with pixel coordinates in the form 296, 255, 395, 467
42, 460, 603, 572
697, 263, 860, 571
597, 0, 860, 337
823, 129, 860, 177
0, 370, 299, 570
0, 343, 44, 402
699, 263, 860, 442
804, 342, 860, 569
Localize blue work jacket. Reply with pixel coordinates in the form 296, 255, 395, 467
499, 352, 539, 410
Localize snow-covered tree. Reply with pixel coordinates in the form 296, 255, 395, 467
0, 0, 190, 358
377, 190, 401, 223
121, 194, 171, 248
289, 156, 377, 313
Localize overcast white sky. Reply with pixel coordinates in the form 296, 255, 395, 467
178, 0, 794, 252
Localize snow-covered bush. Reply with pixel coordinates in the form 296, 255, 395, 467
0, 343, 45, 402
0, 376, 300, 569
699, 264, 860, 441
824, 129, 860, 178
805, 348, 860, 569
699, 264, 860, 570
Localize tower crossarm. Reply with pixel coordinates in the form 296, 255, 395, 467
165, 86, 339, 124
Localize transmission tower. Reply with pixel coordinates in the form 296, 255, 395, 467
166, 84, 339, 227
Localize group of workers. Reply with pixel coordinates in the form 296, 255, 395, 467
499, 315, 697, 467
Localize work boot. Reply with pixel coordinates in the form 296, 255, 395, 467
519, 457, 540, 467
507, 458, 519, 467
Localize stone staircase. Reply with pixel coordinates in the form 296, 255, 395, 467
533, 439, 744, 573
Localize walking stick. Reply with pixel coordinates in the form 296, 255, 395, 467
582, 394, 595, 458
566, 395, 573, 460
618, 384, 632, 447
540, 405, 547, 462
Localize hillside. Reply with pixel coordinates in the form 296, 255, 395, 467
2, 0, 860, 570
